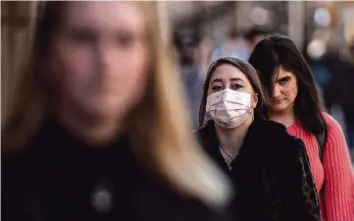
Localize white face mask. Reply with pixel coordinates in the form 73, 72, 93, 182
206, 89, 252, 129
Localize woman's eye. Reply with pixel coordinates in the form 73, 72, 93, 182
211, 86, 222, 91
115, 32, 135, 48
69, 30, 96, 45
279, 78, 290, 85
232, 84, 243, 90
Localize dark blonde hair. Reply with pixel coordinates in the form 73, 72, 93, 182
2, 2, 231, 208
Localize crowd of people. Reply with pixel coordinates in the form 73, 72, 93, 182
175, 25, 354, 158
2, 2, 354, 221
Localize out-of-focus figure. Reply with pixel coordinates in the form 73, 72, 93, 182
211, 29, 251, 62
174, 30, 206, 129
244, 26, 269, 54
249, 34, 354, 221
2, 2, 232, 221
330, 38, 354, 155
306, 32, 337, 111
343, 40, 354, 153
194, 57, 321, 221
197, 37, 214, 77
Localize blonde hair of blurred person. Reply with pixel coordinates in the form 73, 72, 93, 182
2, 1, 231, 213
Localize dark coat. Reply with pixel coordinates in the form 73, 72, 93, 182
194, 118, 322, 221
2, 119, 230, 221
329, 59, 354, 125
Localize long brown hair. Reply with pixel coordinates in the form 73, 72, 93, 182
198, 57, 265, 128
2, 1, 231, 208
248, 34, 326, 136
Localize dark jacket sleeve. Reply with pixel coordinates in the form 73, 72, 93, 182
280, 138, 322, 221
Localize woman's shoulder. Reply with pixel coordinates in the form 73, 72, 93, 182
252, 120, 308, 175
256, 119, 306, 155
321, 112, 347, 145
321, 112, 349, 156
322, 111, 342, 131
3, 127, 46, 170
259, 119, 304, 144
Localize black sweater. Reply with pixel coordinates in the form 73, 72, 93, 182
2, 119, 230, 221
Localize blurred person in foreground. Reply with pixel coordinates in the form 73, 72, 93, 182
195, 57, 321, 221
1, 2, 233, 221
249, 34, 354, 221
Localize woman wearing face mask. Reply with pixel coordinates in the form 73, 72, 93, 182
195, 57, 322, 221
248, 34, 354, 221
2, 2, 232, 221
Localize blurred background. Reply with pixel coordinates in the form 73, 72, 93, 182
2, 1, 354, 159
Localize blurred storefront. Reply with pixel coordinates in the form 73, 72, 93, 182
303, 1, 354, 60
166, 2, 237, 46
167, 1, 289, 48
166, 1, 353, 53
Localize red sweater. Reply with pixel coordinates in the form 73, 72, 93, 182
287, 113, 354, 221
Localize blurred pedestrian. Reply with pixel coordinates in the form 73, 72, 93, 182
195, 57, 321, 221
211, 29, 251, 62
249, 34, 354, 221
2, 2, 232, 221
343, 40, 354, 153
244, 26, 269, 53
174, 31, 205, 129
331, 39, 354, 155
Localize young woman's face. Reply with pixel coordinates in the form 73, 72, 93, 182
264, 66, 298, 114
207, 64, 258, 109
50, 2, 149, 120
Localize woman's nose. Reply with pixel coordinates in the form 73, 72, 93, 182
272, 84, 281, 98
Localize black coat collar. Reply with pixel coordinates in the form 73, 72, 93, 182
195, 117, 293, 173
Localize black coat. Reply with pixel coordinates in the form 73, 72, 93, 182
329, 59, 354, 125
194, 118, 322, 221
2, 119, 230, 221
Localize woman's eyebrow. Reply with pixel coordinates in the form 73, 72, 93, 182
210, 78, 223, 84
277, 75, 291, 80
230, 77, 245, 83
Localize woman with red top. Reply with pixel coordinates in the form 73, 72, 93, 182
249, 34, 354, 221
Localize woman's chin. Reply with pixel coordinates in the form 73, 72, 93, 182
269, 104, 291, 114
